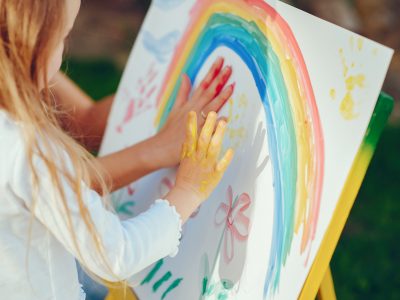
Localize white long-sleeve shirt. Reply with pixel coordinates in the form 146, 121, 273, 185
0, 110, 182, 299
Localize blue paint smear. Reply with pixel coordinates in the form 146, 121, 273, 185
142, 30, 181, 63
158, 13, 300, 296
154, 0, 186, 10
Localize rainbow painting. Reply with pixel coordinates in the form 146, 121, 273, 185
100, 0, 393, 298
153, 0, 325, 295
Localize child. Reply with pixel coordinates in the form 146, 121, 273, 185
0, 0, 234, 299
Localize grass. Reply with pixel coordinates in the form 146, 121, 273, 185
62, 58, 122, 100
331, 125, 400, 299
65, 58, 400, 300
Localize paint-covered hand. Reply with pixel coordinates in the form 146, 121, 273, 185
155, 57, 234, 168
175, 111, 234, 202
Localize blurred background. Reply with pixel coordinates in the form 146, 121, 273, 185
64, 0, 400, 299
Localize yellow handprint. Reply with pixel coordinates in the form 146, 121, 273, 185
178, 111, 234, 200
330, 36, 367, 120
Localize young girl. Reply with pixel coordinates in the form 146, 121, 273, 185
0, 0, 234, 299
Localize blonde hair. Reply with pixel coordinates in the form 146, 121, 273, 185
0, 0, 122, 285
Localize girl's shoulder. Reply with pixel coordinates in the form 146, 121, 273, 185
0, 110, 26, 179
0, 109, 25, 143
0, 110, 73, 184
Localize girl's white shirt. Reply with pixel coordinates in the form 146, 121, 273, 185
0, 110, 183, 299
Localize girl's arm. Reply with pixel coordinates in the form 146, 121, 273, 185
10, 111, 232, 281
11, 140, 183, 281
54, 58, 234, 193
94, 134, 170, 192
51, 72, 113, 152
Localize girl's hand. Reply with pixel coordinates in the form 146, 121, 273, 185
166, 111, 234, 222
154, 57, 234, 168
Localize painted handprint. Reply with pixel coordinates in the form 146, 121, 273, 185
330, 35, 367, 120
223, 94, 248, 151
116, 64, 158, 133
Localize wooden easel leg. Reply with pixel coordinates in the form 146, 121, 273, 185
105, 283, 138, 300
316, 266, 337, 300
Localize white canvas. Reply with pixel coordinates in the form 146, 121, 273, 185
99, 1, 393, 299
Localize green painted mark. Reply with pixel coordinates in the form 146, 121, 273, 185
140, 259, 164, 285
153, 271, 172, 292
161, 278, 183, 300
117, 201, 135, 215
202, 277, 208, 295
218, 293, 228, 300
221, 279, 233, 290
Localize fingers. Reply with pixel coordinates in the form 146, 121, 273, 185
216, 149, 234, 173
173, 74, 192, 112
203, 65, 232, 101
207, 120, 227, 161
182, 111, 198, 159
180, 143, 188, 161
217, 116, 228, 123
192, 57, 224, 101
204, 83, 235, 113
201, 57, 224, 90
197, 112, 217, 158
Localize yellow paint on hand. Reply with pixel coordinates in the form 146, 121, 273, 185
217, 148, 234, 173
208, 120, 227, 159
200, 180, 209, 193
179, 111, 233, 198
198, 166, 224, 194
198, 112, 217, 156
180, 143, 188, 161
181, 111, 198, 160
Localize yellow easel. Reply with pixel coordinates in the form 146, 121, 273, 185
106, 92, 393, 300
105, 284, 137, 300
300, 92, 393, 300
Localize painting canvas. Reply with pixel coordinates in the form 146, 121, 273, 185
99, 0, 393, 299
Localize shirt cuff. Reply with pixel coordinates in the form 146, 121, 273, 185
151, 199, 182, 257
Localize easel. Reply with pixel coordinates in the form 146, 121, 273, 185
106, 92, 394, 300
300, 92, 394, 300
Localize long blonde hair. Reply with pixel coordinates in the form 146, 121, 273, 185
0, 0, 117, 281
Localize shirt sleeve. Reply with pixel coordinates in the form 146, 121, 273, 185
10, 140, 182, 282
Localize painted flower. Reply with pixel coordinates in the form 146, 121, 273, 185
215, 186, 251, 263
